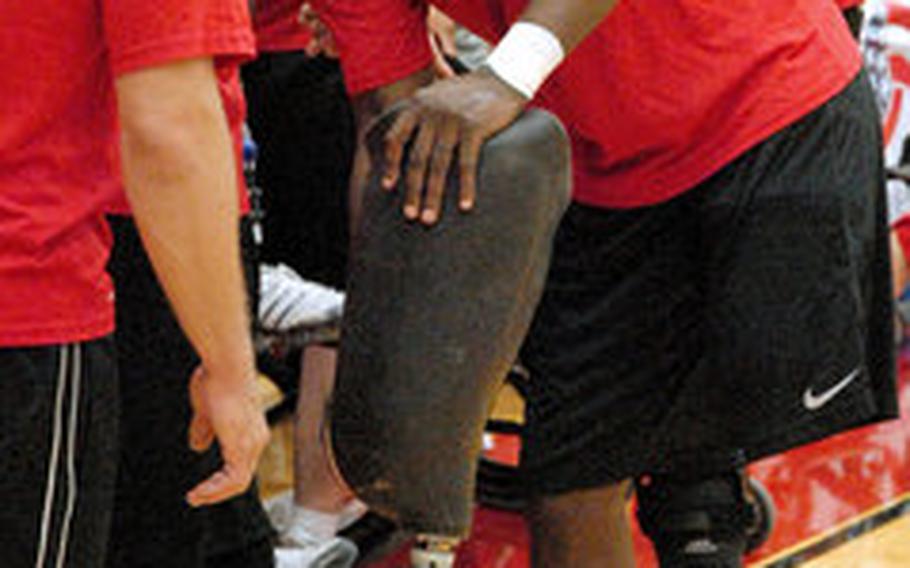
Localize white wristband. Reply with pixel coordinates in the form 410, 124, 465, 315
485, 22, 565, 100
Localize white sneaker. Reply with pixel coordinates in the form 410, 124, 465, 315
274, 538, 358, 568
259, 264, 344, 331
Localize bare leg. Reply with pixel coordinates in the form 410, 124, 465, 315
270, 350, 360, 568
527, 481, 636, 568
293, 345, 354, 512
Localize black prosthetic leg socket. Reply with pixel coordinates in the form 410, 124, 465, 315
331, 109, 572, 538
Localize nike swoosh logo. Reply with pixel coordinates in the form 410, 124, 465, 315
803, 368, 862, 411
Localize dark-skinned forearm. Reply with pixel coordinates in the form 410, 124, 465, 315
346, 0, 620, 228
522, 0, 620, 53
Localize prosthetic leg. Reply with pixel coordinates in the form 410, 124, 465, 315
331, 109, 571, 566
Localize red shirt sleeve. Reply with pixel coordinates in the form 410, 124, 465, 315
102, 0, 256, 76
254, 0, 313, 53
311, 0, 434, 95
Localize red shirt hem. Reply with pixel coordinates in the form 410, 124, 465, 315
257, 37, 312, 53
571, 64, 862, 210
344, 47, 432, 96
0, 315, 114, 348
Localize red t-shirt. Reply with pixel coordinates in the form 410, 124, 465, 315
315, 0, 861, 209
0, 0, 254, 347
836, 0, 864, 8
254, 0, 314, 53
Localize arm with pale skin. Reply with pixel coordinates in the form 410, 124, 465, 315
115, 57, 270, 508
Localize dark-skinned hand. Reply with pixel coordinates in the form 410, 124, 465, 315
381, 67, 528, 225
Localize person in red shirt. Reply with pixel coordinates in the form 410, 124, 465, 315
0, 1, 269, 566
311, 1, 896, 566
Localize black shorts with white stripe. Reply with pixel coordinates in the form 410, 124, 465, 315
0, 338, 118, 568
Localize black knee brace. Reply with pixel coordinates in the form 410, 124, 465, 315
635, 471, 754, 568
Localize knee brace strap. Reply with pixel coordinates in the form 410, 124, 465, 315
635, 471, 753, 567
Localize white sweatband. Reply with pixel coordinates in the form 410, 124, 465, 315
485, 22, 565, 99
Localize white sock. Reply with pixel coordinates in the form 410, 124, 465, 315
338, 499, 368, 531
288, 506, 342, 542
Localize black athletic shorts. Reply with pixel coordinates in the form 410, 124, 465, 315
105, 216, 273, 568
519, 71, 897, 495
0, 338, 118, 568
242, 52, 354, 290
